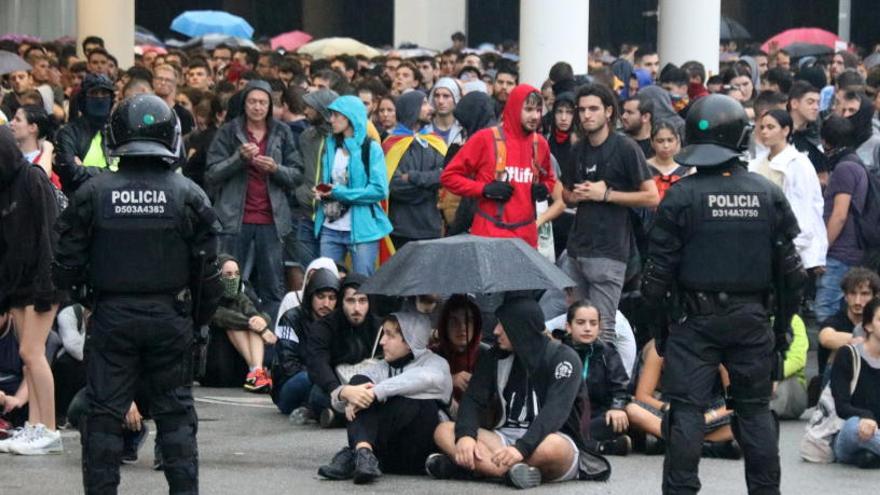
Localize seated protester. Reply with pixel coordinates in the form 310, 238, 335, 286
272, 268, 339, 419
562, 301, 631, 455
818, 267, 880, 384
210, 255, 277, 393
432, 294, 484, 416
318, 313, 453, 483
771, 315, 809, 420
307, 274, 382, 427
65, 386, 153, 465
429, 295, 611, 489
0, 312, 27, 432
624, 339, 740, 459
831, 297, 880, 468
53, 303, 89, 424
275, 257, 340, 330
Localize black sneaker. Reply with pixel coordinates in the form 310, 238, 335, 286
121, 424, 149, 465
857, 450, 880, 469
644, 434, 666, 456
598, 435, 632, 456
319, 408, 343, 429
701, 440, 742, 460
353, 447, 382, 484
506, 463, 541, 489
425, 453, 472, 480
318, 447, 356, 480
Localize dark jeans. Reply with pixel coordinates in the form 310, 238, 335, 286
662, 303, 778, 495
283, 217, 320, 268
346, 376, 439, 474
275, 371, 311, 415
222, 223, 285, 318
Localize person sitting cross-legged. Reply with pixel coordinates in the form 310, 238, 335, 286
428, 295, 610, 489
317, 312, 452, 484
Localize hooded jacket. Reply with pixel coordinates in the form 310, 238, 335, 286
274, 256, 340, 329
848, 94, 880, 173
546, 91, 576, 169
331, 312, 453, 410
314, 95, 393, 244
441, 85, 556, 247
432, 294, 484, 401
307, 273, 383, 394
271, 267, 340, 402
206, 80, 303, 238
295, 89, 339, 220
453, 92, 497, 141
210, 253, 271, 331
455, 296, 611, 480
0, 127, 61, 312
638, 86, 686, 142
385, 91, 446, 240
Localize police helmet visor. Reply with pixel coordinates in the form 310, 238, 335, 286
674, 143, 742, 167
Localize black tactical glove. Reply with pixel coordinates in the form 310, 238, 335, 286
531, 183, 550, 202
482, 180, 514, 202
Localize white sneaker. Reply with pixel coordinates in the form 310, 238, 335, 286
0, 423, 34, 453
10, 424, 63, 455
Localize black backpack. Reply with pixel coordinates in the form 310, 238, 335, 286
852, 164, 880, 249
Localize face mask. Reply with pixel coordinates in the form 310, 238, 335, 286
221, 276, 240, 297
85, 96, 113, 121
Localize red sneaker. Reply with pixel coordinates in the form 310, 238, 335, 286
243, 370, 259, 392
248, 368, 272, 394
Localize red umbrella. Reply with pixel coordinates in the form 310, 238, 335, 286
270, 30, 312, 51
761, 27, 841, 53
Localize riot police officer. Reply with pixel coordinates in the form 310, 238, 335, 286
641, 94, 806, 495
53, 94, 223, 495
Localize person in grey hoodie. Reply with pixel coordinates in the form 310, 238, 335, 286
288, 89, 339, 269
318, 312, 452, 484
638, 86, 686, 144
206, 80, 302, 317
386, 90, 447, 248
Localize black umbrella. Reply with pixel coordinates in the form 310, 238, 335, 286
360, 235, 577, 296
784, 43, 834, 59
720, 16, 751, 41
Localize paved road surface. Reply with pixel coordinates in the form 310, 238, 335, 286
3, 386, 872, 494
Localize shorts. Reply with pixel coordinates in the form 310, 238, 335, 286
493, 427, 579, 482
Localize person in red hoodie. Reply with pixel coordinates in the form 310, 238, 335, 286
440, 84, 556, 248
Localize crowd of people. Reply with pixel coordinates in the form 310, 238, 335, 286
3, 28, 880, 491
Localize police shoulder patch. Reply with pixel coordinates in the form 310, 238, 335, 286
554, 361, 574, 380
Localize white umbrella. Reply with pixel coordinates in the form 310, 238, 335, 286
297, 37, 381, 59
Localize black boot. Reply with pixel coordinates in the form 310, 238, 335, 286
353, 447, 382, 484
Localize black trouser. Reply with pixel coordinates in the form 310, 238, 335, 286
661, 302, 778, 495
82, 295, 198, 495
346, 376, 439, 475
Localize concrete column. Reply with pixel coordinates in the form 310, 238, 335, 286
658, 0, 720, 76
394, 0, 466, 50
838, 0, 851, 43
77, 0, 135, 67
519, 0, 589, 87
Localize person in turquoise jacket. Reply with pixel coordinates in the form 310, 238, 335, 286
313, 95, 392, 275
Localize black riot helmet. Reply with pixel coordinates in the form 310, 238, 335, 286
674, 94, 752, 168
107, 94, 181, 161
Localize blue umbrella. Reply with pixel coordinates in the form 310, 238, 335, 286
170, 10, 254, 39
